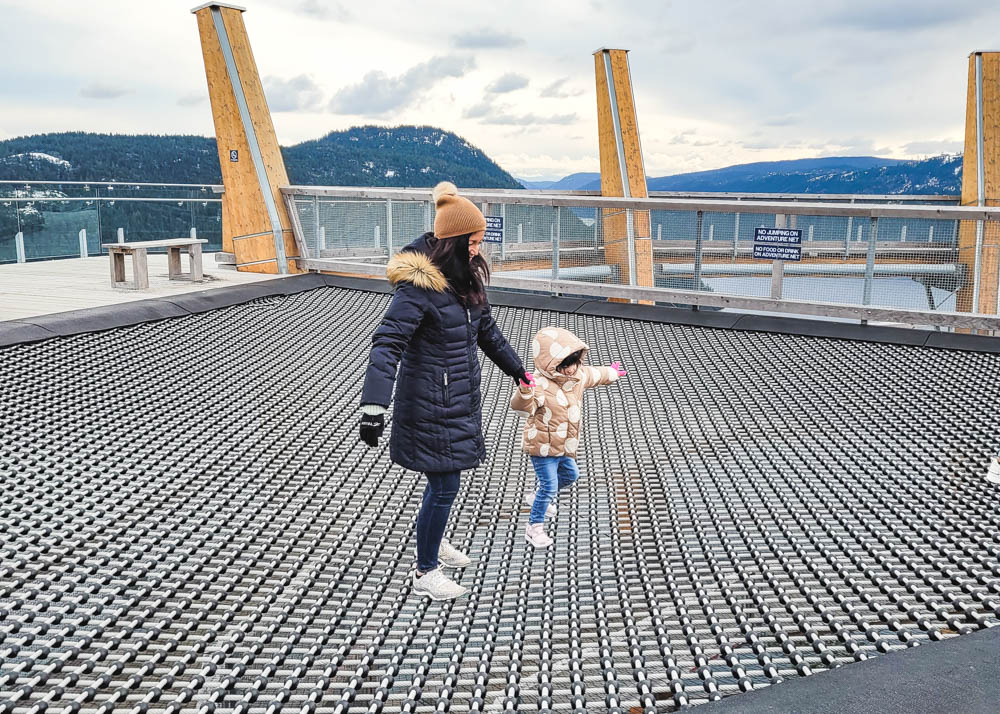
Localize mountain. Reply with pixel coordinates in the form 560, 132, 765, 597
645, 155, 960, 194
0, 127, 521, 188
517, 172, 601, 190
527, 156, 962, 195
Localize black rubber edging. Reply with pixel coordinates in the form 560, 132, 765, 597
0, 273, 327, 348
315, 274, 1000, 353
696, 624, 1000, 714
3, 271, 1000, 355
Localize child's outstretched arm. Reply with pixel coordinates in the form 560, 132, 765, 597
509, 372, 537, 416
581, 361, 627, 389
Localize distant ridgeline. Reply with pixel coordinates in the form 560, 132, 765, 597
521, 155, 963, 195
0, 126, 521, 189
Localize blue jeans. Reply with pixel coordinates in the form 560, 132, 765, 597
529, 456, 579, 524
416, 470, 461, 572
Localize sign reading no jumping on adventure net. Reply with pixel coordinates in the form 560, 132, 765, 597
753, 227, 802, 261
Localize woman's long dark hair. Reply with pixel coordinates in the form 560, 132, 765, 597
428, 233, 490, 306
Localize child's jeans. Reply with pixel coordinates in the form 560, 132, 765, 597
529, 456, 579, 524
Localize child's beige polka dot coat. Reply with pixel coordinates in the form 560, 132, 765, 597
509, 327, 620, 458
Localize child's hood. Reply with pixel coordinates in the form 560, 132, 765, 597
531, 327, 589, 378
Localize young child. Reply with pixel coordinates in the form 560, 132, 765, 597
510, 326, 627, 547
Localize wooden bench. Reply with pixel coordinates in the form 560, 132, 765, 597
102, 238, 208, 290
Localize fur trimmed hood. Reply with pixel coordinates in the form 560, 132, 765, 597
386, 250, 447, 292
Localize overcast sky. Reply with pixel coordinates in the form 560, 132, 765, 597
2, 0, 998, 180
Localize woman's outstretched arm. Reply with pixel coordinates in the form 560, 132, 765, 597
361, 285, 427, 408
477, 301, 526, 380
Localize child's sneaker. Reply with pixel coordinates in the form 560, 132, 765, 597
523, 491, 557, 519
438, 538, 472, 568
525, 523, 553, 548
413, 568, 468, 600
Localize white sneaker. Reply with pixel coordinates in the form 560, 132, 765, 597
525, 523, 553, 548
438, 538, 472, 568
413, 568, 468, 601
986, 457, 1000, 484
523, 491, 557, 519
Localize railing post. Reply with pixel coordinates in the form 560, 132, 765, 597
319, 226, 326, 252
117, 227, 125, 244
693, 210, 704, 310
552, 206, 560, 281
626, 208, 637, 289
375, 224, 381, 250
79, 229, 88, 258
499, 203, 506, 261
863, 217, 878, 307
312, 195, 320, 255
771, 214, 786, 299
15, 231, 25, 263
732, 211, 741, 260
190, 227, 198, 240
844, 198, 855, 259
424, 200, 432, 233
385, 198, 393, 256
973, 220, 984, 313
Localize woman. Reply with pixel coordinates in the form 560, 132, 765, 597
359, 182, 529, 601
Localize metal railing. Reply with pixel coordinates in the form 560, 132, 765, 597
281, 186, 1000, 333
0, 180, 223, 263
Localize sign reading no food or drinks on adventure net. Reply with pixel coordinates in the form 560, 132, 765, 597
484, 216, 504, 243
753, 227, 802, 261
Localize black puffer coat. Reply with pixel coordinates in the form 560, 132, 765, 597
361, 234, 524, 473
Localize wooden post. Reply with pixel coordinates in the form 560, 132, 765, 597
191, 2, 302, 274
958, 51, 1000, 313
594, 48, 654, 303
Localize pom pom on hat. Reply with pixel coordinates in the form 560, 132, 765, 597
432, 181, 458, 203
432, 181, 486, 239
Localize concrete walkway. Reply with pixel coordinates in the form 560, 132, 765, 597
0, 254, 275, 321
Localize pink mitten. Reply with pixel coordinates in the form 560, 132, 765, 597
519, 372, 536, 390
610, 361, 627, 377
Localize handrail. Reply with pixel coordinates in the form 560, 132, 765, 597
298, 257, 1000, 331
281, 185, 998, 221
1, 196, 221, 203
0, 179, 224, 191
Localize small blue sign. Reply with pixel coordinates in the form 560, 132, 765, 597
753, 243, 802, 261
484, 215, 504, 243
753, 227, 802, 261
754, 227, 801, 245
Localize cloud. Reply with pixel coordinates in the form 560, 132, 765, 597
264, 74, 323, 112
540, 78, 584, 99
823, 1, 983, 31
177, 93, 207, 107
483, 112, 578, 126
329, 55, 475, 115
297, 0, 351, 22
463, 100, 493, 119
903, 139, 963, 155
452, 28, 524, 49
464, 95, 576, 125
79, 83, 132, 99
487, 73, 529, 94
662, 35, 695, 54
763, 114, 801, 127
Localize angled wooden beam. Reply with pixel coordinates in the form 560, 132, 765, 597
192, 3, 302, 274
958, 50, 1000, 313
594, 48, 654, 302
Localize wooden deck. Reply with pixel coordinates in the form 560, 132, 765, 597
0, 254, 279, 322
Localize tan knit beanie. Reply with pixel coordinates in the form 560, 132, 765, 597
432, 181, 486, 239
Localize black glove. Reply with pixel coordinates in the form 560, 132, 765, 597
360, 412, 385, 447
514, 368, 530, 387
